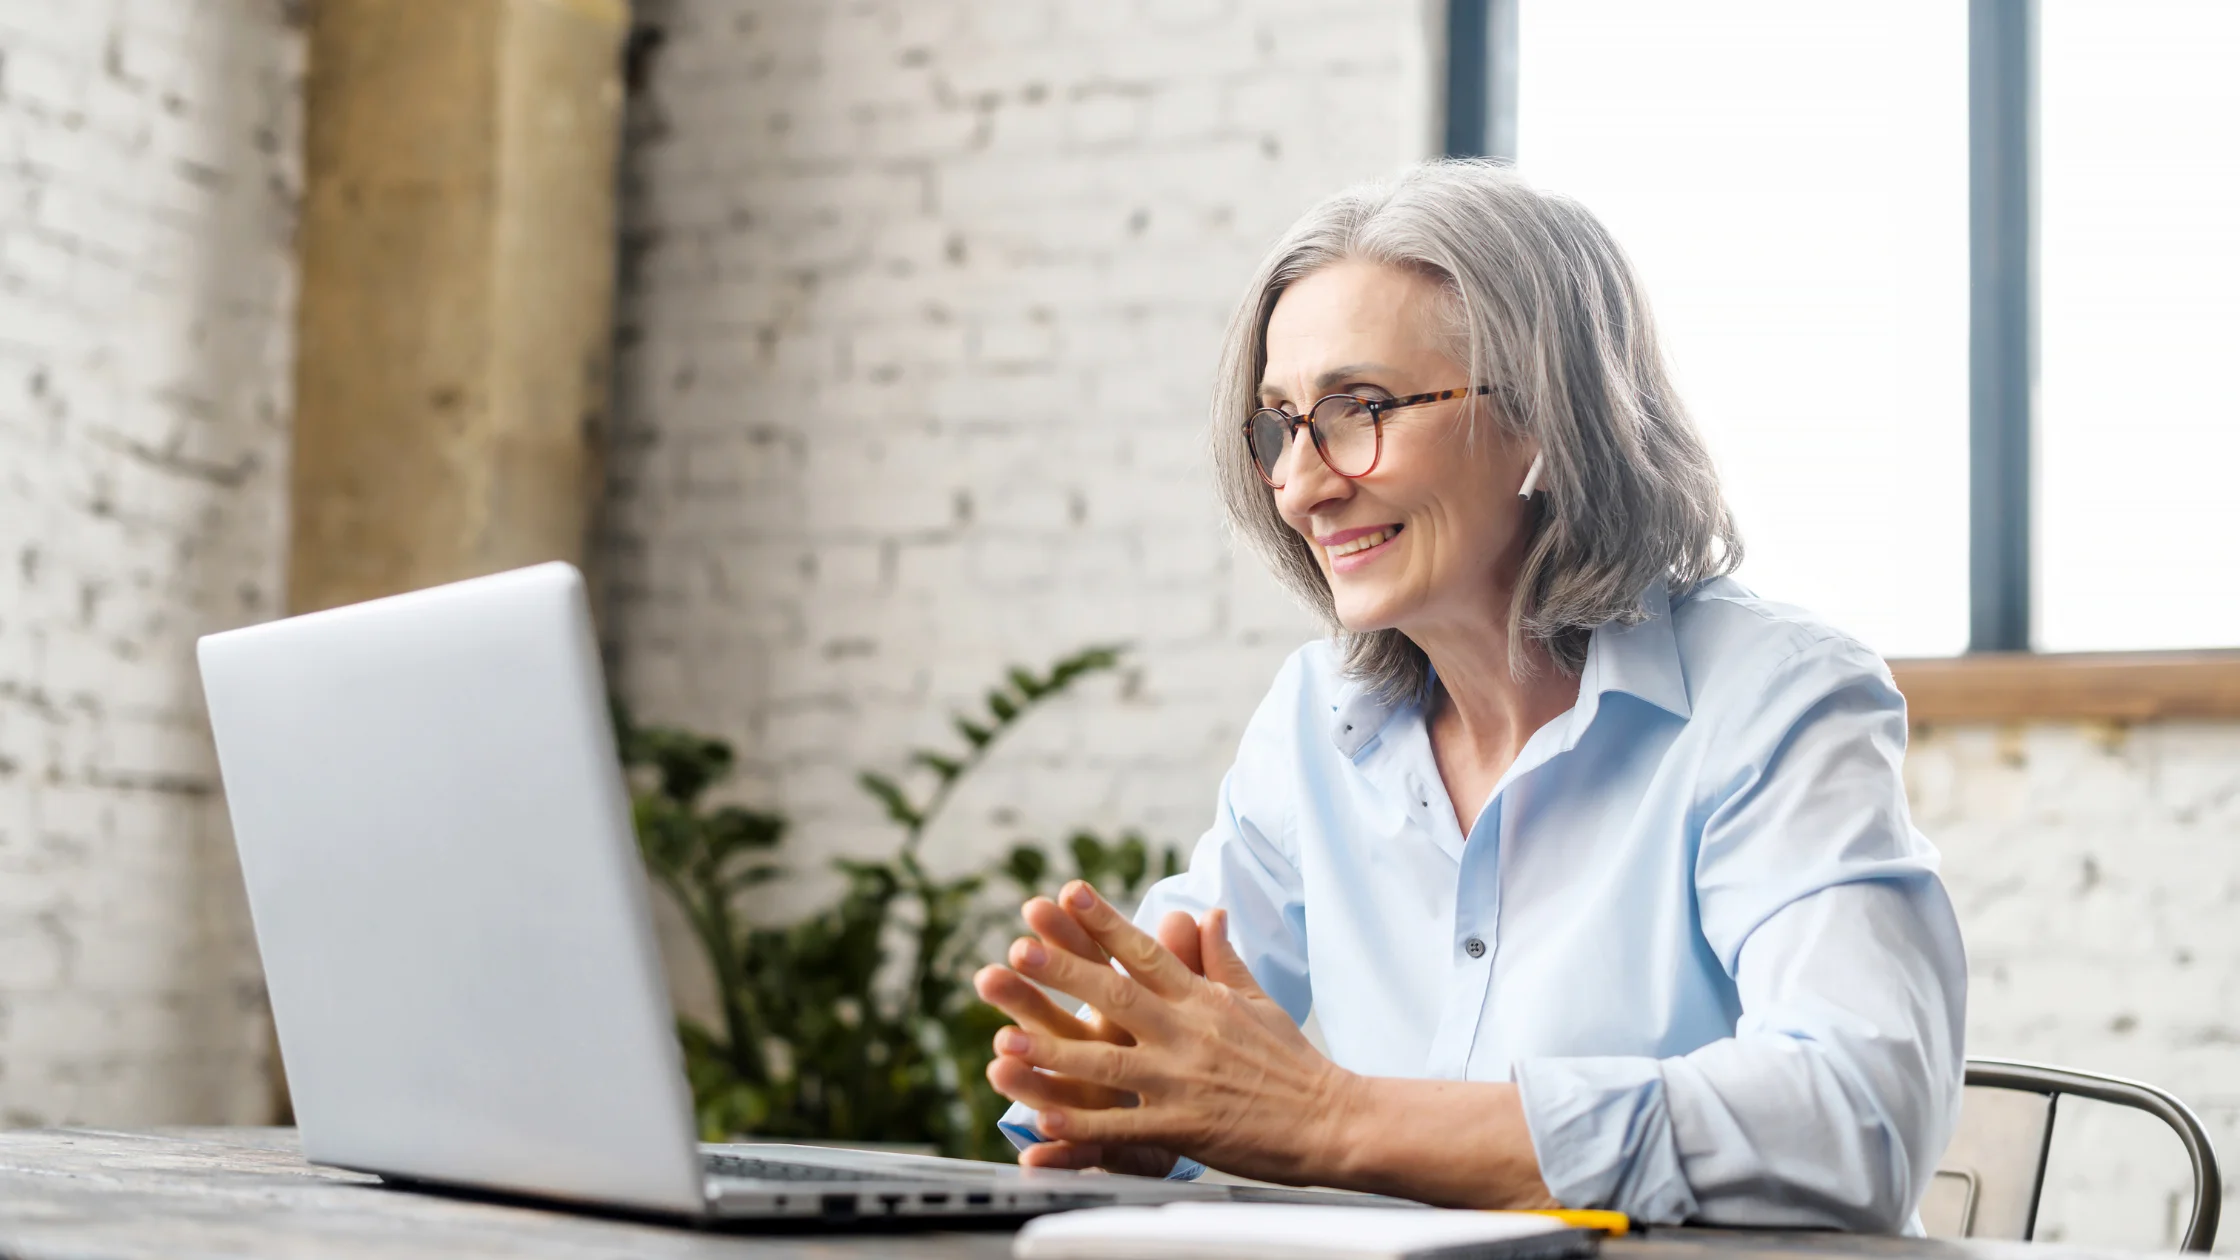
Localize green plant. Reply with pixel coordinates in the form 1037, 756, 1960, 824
618, 645, 1182, 1158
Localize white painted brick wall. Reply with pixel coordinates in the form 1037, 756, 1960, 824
0, 0, 300, 1127
598, 0, 1438, 901
603, 3, 2240, 1247
1918, 722, 2240, 1251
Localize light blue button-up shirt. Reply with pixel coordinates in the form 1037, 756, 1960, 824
1002, 578, 1966, 1230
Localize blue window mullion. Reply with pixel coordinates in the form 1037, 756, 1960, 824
1445, 0, 1518, 162
1969, 0, 2036, 653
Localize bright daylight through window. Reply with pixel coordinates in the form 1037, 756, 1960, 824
1512, 1, 1971, 660
2037, 0, 2240, 653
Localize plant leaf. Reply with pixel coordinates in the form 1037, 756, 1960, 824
1115, 832, 1147, 893
634, 724, 736, 805
954, 716, 993, 748
706, 804, 787, 856
857, 772, 923, 829
725, 863, 785, 893
910, 750, 964, 781
1000, 843, 1049, 893
1068, 830, 1107, 883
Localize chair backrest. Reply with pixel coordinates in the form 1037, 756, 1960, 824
1924, 1057, 2222, 1252
1923, 1080, 2056, 1240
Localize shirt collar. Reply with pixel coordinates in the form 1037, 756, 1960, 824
1331, 684, 1403, 760
1574, 579, 1692, 723
1325, 580, 1692, 760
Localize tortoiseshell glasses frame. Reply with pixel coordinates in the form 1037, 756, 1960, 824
1243, 385, 1493, 489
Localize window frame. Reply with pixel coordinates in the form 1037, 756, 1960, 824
1444, 0, 2240, 721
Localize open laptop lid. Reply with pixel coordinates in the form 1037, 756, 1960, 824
199, 563, 707, 1215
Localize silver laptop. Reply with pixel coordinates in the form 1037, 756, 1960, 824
196, 562, 1242, 1223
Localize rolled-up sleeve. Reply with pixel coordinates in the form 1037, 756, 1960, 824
1515, 646, 1968, 1230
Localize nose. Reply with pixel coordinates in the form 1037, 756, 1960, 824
1274, 425, 1352, 522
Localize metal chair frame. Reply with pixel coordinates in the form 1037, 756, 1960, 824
1964, 1057, 2223, 1252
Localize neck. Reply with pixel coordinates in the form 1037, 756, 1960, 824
1408, 606, 1580, 765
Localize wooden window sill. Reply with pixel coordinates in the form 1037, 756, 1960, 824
1888, 651, 2240, 723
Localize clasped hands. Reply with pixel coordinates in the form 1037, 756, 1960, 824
971, 881, 1355, 1185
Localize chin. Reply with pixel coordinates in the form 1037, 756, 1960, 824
1329, 593, 1404, 635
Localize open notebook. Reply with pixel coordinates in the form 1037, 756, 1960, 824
1014, 1203, 1603, 1260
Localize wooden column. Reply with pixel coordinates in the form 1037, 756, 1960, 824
275, 0, 629, 1118
287, 0, 629, 616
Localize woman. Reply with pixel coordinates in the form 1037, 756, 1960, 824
972, 160, 1965, 1230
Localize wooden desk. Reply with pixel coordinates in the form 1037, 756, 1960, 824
0, 1127, 2159, 1260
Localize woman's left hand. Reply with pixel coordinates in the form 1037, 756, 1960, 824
979, 881, 1362, 1187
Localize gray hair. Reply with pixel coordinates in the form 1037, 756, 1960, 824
1210, 159, 1741, 701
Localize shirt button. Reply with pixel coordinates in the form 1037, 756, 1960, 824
1463, 936, 1487, 959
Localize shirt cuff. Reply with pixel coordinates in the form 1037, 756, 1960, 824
1513, 1056, 1701, 1224
997, 1102, 1205, 1181
997, 1101, 1043, 1152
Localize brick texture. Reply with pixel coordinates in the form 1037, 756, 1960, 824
1918, 722, 2240, 1251
0, 0, 301, 1127
596, 0, 1437, 916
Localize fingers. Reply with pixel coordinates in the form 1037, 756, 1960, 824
985, 1049, 1134, 1112
993, 1025, 1149, 1093
1095, 1143, 1188, 1179
1157, 910, 1204, 977
1021, 1141, 1178, 1178
1007, 935, 1168, 1037
1200, 908, 1263, 993
1054, 881, 1197, 997
1035, 1100, 1160, 1147
1017, 1141, 1106, 1171
1022, 896, 1112, 968
973, 966, 1129, 1044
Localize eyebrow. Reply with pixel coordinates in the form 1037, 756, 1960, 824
1256, 362, 1403, 400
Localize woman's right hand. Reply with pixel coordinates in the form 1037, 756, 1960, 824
974, 899, 1207, 1177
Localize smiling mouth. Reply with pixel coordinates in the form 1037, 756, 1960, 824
1327, 525, 1402, 558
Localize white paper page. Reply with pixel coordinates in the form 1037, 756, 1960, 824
1015, 1202, 1572, 1260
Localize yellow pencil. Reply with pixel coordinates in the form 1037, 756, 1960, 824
1515, 1209, 1635, 1235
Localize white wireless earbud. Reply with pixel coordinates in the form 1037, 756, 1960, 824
1517, 452, 1545, 500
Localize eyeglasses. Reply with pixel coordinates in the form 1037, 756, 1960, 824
1243, 386, 1492, 488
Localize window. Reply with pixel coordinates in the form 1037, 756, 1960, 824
2036, 0, 2240, 653
1504, 1, 1970, 660
1448, 0, 2240, 708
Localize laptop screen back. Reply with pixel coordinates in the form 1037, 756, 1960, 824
198, 562, 705, 1214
